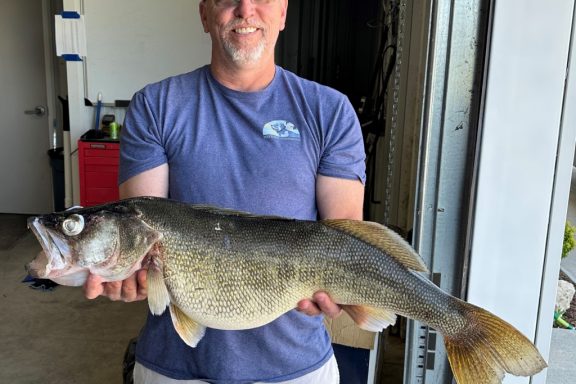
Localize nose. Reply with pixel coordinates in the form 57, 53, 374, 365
233, 0, 256, 19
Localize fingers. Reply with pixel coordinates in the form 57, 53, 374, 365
297, 291, 343, 319
83, 271, 148, 302
84, 274, 104, 300
136, 269, 148, 300
297, 298, 322, 316
119, 273, 140, 302
105, 280, 124, 301
121, 270, 148, 302
313, 291, 343, 318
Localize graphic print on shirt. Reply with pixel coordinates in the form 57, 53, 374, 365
263, 120, 301, 140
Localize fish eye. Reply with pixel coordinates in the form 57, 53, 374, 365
62, 214, 85, 236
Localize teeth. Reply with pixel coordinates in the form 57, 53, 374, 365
235, 27, 257, 34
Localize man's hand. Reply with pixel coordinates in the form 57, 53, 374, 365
297, 291, 343, 319
84, 269, 148, 302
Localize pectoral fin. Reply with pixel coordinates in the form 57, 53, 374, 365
147, 267, 170, 315
343, 305, 397, 332
169, 304, 206, 348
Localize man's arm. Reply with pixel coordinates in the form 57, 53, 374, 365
315, 175, 364, 220
83, 164, 169, 301
297, 175, 365, 318
118, 164, 169, 200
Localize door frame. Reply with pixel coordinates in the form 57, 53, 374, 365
42, 0, 59, 149
41, 0, 64, 211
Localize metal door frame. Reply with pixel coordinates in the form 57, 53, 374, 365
402, 1, 491, 383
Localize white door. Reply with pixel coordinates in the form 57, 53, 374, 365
0, 0, 53, 214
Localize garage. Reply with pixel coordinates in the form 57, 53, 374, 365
1, 0, 575, 383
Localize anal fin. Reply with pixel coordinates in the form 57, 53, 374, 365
343, 305, 397, 332
169, 304, 206, 348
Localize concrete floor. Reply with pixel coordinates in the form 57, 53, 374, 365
0, 221, 148, 384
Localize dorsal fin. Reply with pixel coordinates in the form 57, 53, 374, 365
322, 220, 428, 272
189, 205, 291, 221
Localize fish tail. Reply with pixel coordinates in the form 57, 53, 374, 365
444, 302, 547, 384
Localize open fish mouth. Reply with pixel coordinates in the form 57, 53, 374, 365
26, 217, 71, 278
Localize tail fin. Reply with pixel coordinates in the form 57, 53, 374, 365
444, 303, 547, 384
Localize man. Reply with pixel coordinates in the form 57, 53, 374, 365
85, 0, 366, 382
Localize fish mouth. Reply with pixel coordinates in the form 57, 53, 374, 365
26, 217, 70, 278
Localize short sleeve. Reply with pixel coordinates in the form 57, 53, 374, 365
119, 91, 168, 184
317, 96, 366, 184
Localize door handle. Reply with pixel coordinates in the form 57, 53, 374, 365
24, 106, 47, 117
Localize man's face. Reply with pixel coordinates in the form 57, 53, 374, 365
200, 0, 288, 67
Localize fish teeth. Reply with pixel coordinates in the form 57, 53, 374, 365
235, 27, 257, 34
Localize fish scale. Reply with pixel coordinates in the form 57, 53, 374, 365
26, 196, 547, 384
148, 208, 481, 335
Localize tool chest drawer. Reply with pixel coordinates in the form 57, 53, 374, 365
78, 140, 120, 207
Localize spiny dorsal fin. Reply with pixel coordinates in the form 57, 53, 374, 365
127, 197, 290, 221
190, 205, 291, 221
322, 220, 428, 272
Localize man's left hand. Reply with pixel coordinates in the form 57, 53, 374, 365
297, 291, 343, 319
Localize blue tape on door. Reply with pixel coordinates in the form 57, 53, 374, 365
61, 11, 81, 19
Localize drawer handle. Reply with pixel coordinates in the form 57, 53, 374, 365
90, 144, 107, 149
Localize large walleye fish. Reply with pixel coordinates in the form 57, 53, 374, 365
26, 197, 546, 383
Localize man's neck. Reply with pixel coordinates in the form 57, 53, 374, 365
209, 56, 277, 92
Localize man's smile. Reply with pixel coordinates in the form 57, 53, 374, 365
234, 27, 259, 34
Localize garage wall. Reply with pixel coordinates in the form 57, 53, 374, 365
61, 0, 210, 205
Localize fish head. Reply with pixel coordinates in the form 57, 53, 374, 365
26, 204, 161, 286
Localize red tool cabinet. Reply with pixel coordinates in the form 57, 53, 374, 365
78, 139, 120, 207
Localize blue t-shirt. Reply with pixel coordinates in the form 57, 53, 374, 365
120, 65, 366, 383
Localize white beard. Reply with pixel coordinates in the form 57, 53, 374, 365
223, 38, 266, 65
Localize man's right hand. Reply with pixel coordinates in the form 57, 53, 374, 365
92, 164, 166, 303
84, 269, 148, 302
